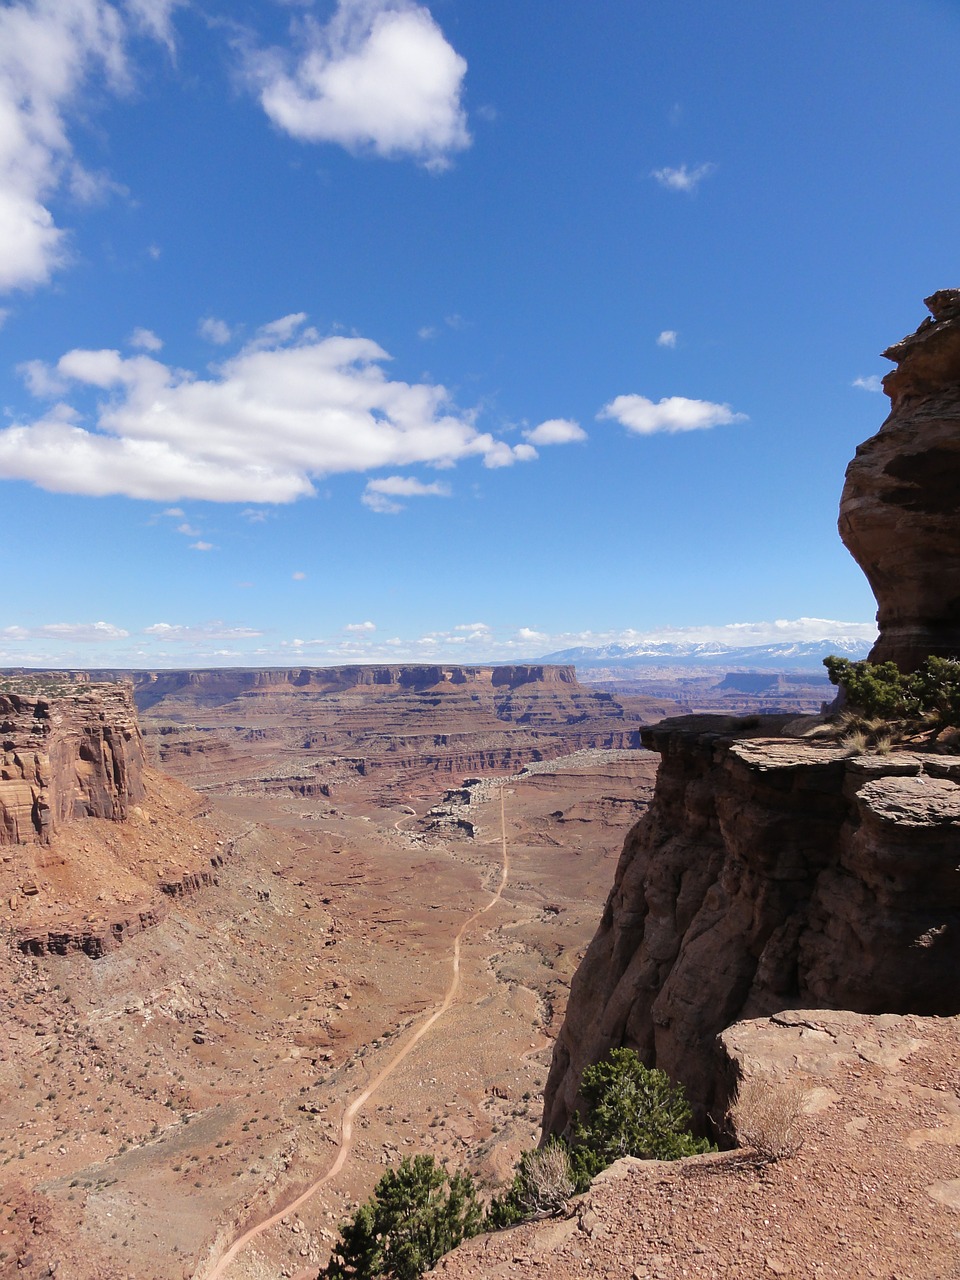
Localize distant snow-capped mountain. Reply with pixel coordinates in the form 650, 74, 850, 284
541, 637, 872, 671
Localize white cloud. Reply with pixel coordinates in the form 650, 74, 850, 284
362, 472, 451, 513
142, 621, 262, 641
251, 0, 470, 169
0, 0, 142, 293
162, 506, 184, 517
124, 0, 183, 52
454, 621, 489, 632
129, 326, 162, 351
18, 358, 68, 397
852, 375, 883, 392
176, 521, 200, 536
199, 316, 233, 345
656, 330, 678, 348
522, 418, 586, 446
417, 325, 437, 340
190, 540, 213, 551
1, 620, 128, 641
598, 394, 747, 436
517, 626, 547, 643
344, 620, 376, 632
291, 569, 307, 580
0, 317, 541, 502
651, 162, 716, 193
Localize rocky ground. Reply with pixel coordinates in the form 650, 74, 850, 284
430, 1010, 960, 1280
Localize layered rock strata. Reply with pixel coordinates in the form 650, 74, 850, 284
839, 289, 960, 670
542, 714, 960, 1133
0, 679, 145, 844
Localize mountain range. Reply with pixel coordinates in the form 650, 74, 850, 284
540, 637, 873, 672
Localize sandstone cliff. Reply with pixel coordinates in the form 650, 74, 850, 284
542, 715, 960, 1134
840, 288, 960, 670
0, 677, 144, 844
543, 293, 960, 1138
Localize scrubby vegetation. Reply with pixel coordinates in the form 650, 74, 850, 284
727, 1074, 806, 1163
823, 655, 960, 748
322, 1050, 711, 1278
319, 1155, 483, 1280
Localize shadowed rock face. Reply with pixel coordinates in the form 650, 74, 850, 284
542, 716, 960, 1134
839, 289, 960, 671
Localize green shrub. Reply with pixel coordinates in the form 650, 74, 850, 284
567, 1048, 712, 1189
320, 1154, 483, 1280
824, 654, 960, 732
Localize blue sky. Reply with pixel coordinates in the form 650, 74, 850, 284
0, 0, 957, 668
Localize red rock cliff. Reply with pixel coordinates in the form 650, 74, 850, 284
542, 715, 960, 1133
839, 288, 960, 671
0, 678, 145, 844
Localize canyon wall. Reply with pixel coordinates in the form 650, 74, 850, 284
542, 715, 960, 1133
0, 679, 145, 845
840, 288, 960, 670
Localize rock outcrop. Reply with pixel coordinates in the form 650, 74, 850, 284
0, 678, 145, 845
840, 289, 960, 670
542, 715, 960, 1135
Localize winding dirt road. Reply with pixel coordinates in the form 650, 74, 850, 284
202, 787, 511, 1280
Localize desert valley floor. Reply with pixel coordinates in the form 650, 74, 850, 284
1, 672, 660, 1279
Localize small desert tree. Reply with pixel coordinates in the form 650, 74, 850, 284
567, 1048, 712, 1189
320, 1154, 483, 1280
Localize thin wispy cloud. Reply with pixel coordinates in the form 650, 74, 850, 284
362, 473, 451, 513
143, 621, 262, 641
598, 394, 746, 436
199, 316, 232, 345
651, 162, 716, 193
656, 330, 678, 348
852, 375, 883, 392
249, 0, 471, 170
0, 315, 537, 502
1, 620, 129, 642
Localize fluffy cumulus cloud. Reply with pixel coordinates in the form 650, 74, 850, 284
129, 326, 162, 351
598, 394, 747, 436
0, 0, 181, 294
656, 330, 678, 348
522, 418, 586, 446
1, 315, 536, 502
344, 620, 376, 632
251, 0, 470, 169
362, 472, 451, 513
651, 163, 716, 193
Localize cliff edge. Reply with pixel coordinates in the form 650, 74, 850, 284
542, 716, 960, 1134
0, 677, 144, 844
544, 291, 960, 1139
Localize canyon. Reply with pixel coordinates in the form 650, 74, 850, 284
4, 291, 960, 1280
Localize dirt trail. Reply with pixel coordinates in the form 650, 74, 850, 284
202, 787, 511, 1280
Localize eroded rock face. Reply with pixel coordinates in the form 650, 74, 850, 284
839, 289, 960, 670
0, 680, 145, 844
542, 715, 960, 1133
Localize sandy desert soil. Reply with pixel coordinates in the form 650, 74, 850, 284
0, 749, 658, 1280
